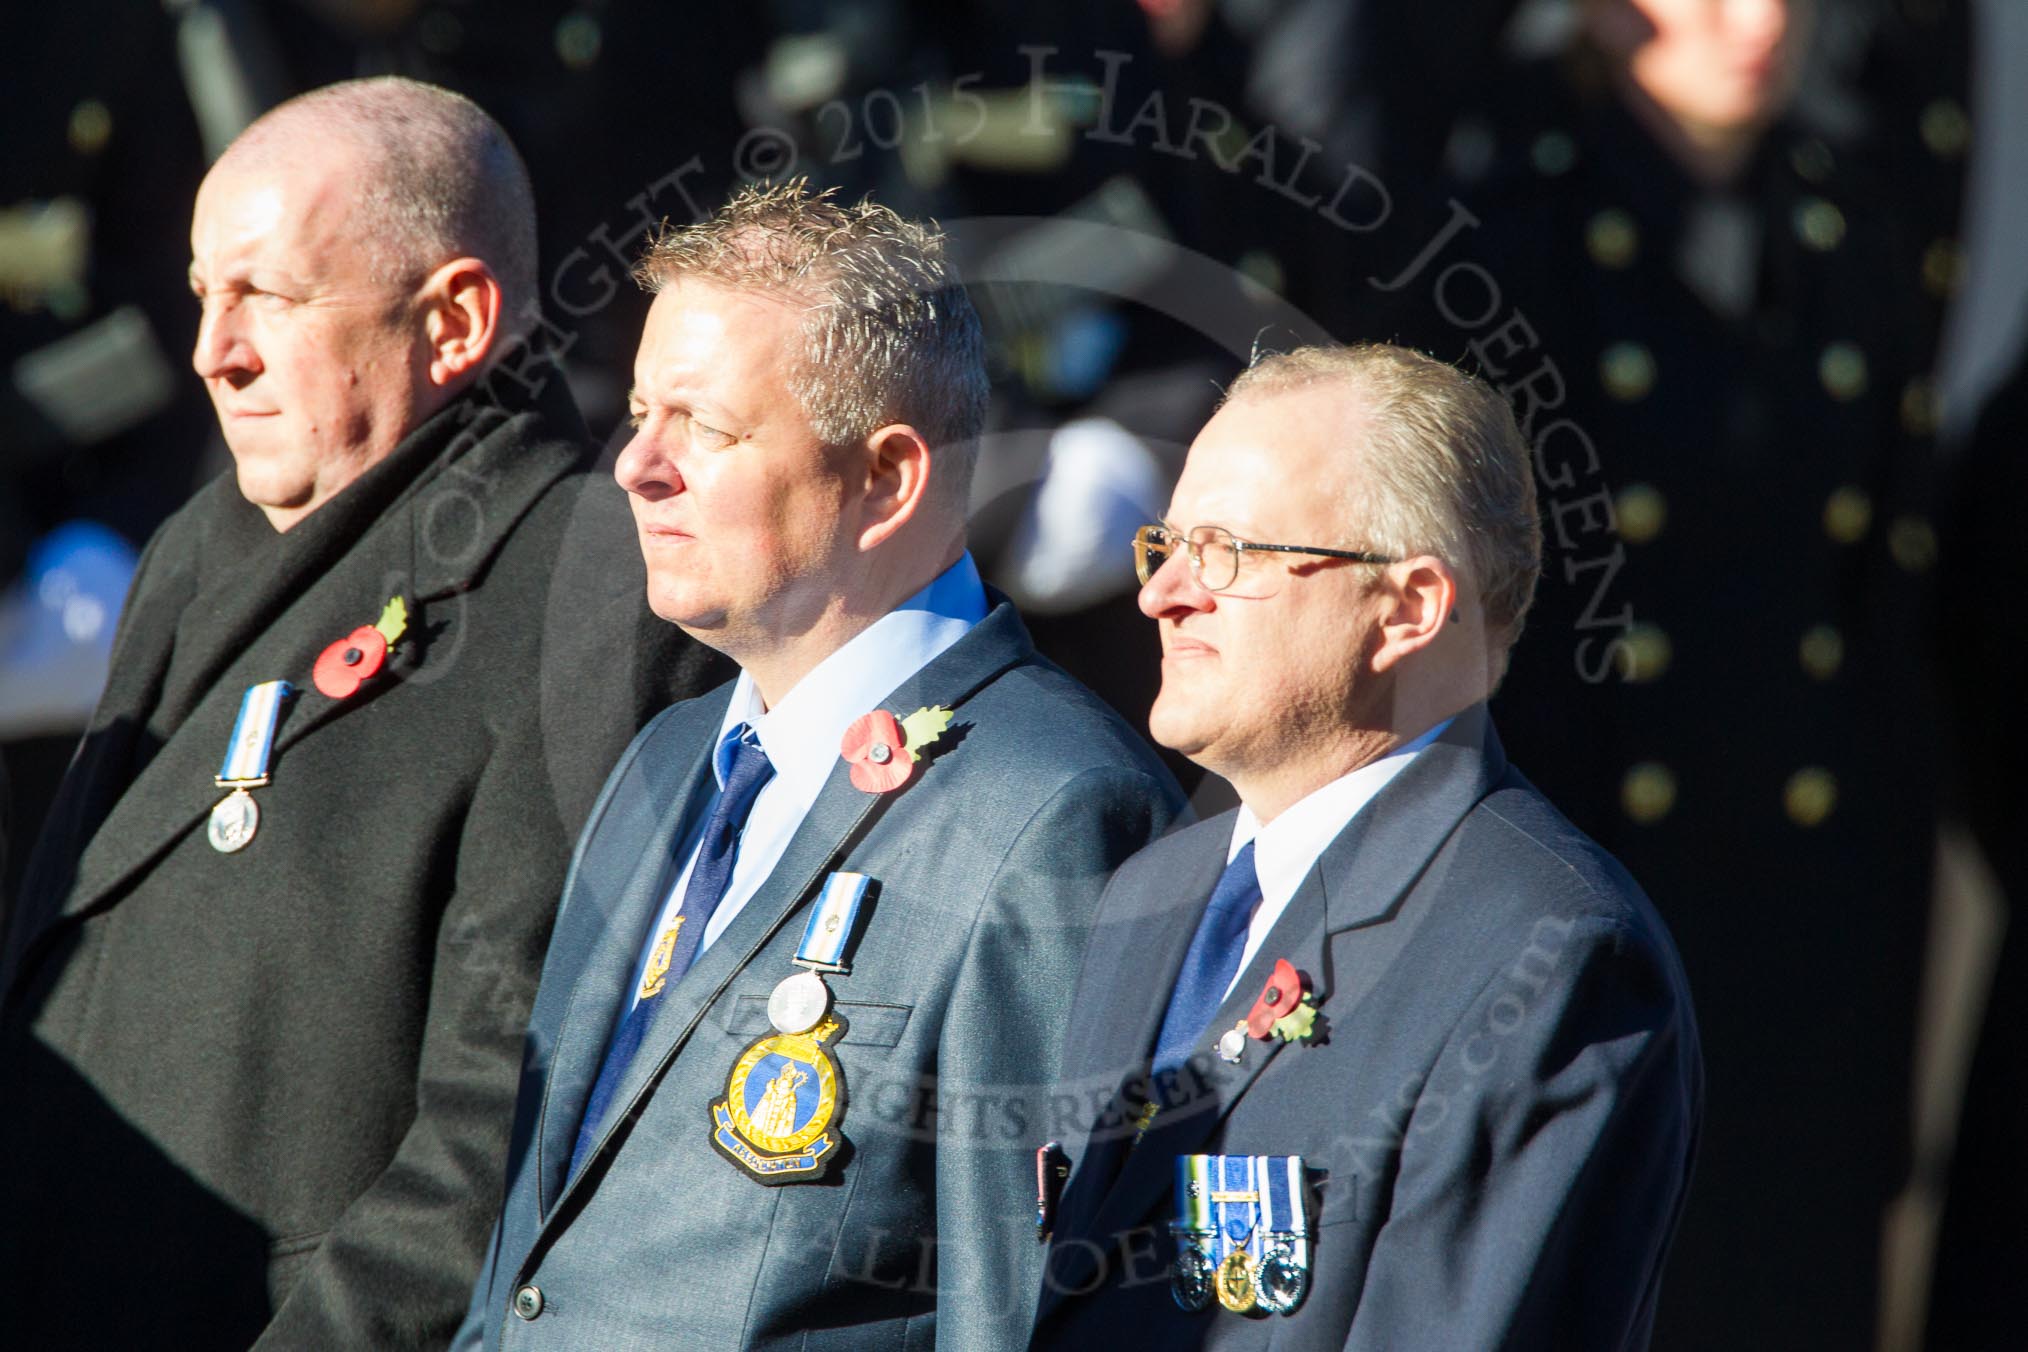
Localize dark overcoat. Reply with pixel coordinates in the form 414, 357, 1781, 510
0, 370, 728, 1349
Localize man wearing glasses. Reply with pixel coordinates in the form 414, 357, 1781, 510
1031, 344, 1702, 1350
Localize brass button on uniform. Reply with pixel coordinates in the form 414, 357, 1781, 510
1600, 342, 1656, 402
1622, 763, 1677, 824
513, 1285, 545, 1320
1799, 625, 1844, 680
1792, 199, 1845, 252
68, 99, 112, 155
1238, 248, 1285, 295
1901, 378, 1940, 437
1784, 768, 1838, 827
1615, 483, 1667, 544
1919, 98, 1971, 159
1532, 131, 1577, 176
1818, 343, 1868, 401
1889, 516, 1938, 573
1789, 138, 1834, 183
1586, 209, 1639, 269
1613, 624, 1672, 683
1923, 238, 1965, 298
1823, 485, 1873, 544
555, 11, 602, 69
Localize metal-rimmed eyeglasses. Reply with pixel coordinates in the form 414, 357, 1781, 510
1132, 522, 1399, 592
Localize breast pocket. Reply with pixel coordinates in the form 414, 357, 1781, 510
721, 995, 914, 1048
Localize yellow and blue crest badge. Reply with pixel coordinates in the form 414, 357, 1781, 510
710, 1012, 850, 1184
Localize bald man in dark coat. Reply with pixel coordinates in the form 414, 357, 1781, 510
0, 78, 724, 1350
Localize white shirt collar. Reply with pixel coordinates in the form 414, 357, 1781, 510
1221, 718, 1452, 995
624, 553, 989, 1007
713, 552, 989, 791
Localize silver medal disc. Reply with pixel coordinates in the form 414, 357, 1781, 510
1217, 1026, 1248, 1064
207, 789, 260, 854
1170, 1241, 1216, 1312
1253, 1243, 1309, 1314
768, 969, 833, 1035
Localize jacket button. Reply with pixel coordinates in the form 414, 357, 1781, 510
513, 1285, 544, 1320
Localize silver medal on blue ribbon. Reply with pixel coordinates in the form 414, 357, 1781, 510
767, 871, 870, 1034
208, 680, 292, 853
1250, 1154, 1312, 1315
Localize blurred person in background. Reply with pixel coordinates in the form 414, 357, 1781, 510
1369, 0, 1953, 1345
1, 1, 215, 879
0, 76, 724, 1350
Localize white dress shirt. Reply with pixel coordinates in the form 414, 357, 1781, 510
624, 554, 989, 1011
1220, 718, 1453, 1000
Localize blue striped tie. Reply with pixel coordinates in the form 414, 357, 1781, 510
570, 727, 775, 1177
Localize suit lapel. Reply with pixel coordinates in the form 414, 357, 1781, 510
51, 529, 417, 929
557, 754, 883, 1211
549, 601, 1037, 1208
1059, 706, 1508, 1287
41, 400, 584, 936
533, 707, 721, 1214
1043, 818, 1227, 1277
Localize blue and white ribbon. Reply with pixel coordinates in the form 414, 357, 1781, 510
217, 680, 293, 786
795, 871, 871, 971
1214, 1154, 1259, 1245
1258, 1154, 1306, 1237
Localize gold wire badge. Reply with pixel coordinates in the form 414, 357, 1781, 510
709, 1014, 849, 1184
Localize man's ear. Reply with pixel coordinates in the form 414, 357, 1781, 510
855, 422, 935, 551
1370, 556, 1458, 674
419, 257, 504, 387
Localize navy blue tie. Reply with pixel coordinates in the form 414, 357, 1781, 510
570, 728, 775, 1177
1150, 841, 1261, 1073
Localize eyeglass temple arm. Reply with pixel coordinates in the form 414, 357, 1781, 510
1237, 542, 1399, 566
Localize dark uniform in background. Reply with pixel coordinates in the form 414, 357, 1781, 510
0, 0, 219, 877
1372, 51, 1945, 1350
0, 369, 728, 1349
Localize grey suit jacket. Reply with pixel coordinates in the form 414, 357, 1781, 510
1032, 706, 1702, 1350
460, 602, 1183, 1352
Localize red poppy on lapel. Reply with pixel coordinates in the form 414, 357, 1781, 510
313, 626, 388, 700
841, 710, 913, 792
1247, 958, 1320, 1043
312, 597, 409, 700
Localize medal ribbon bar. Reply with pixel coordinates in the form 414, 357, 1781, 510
216, 680, 293, 787
1175, 1155, 1214, 1232
1220, 1154, 1259, 1242
794, 871, 870, 972
1260, 1154, 1305, 1236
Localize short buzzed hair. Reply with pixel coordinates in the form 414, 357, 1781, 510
634, 180, 987, 512
226, 77, 539, 337
1224, 344, 1542, 665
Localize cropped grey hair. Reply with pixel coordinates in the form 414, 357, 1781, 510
1224, 344, 1542, 666
228, 77, 539, 339
633, 180, 988, 512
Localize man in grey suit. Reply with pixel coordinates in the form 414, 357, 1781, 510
458, 182, 1182, 1351
1032, 344, 1701, 1349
